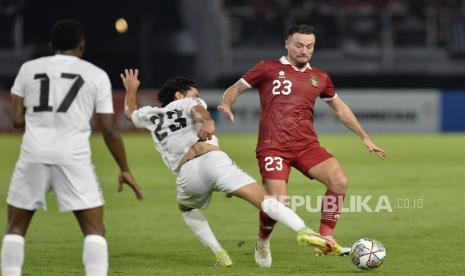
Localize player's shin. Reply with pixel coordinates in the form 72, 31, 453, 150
260, 197, 306, 232
181, 209, 224, 254
258, 210, 277, 240
83, 235, 108, 276
320, 190, 345, 237
1, 234, 24, 276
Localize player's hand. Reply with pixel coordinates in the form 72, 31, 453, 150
197, 119, 215, 141
120, 69, 140, 94
363, 137, 387, 160
217, 103, 235, 123
118, 171, 144, 201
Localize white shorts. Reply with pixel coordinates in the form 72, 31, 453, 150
7, 160, 104, 212
176, 150, 255, 209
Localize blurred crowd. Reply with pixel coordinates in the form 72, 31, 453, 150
224, 0, 465, 50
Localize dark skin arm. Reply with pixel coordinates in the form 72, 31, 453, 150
97, 113, 144, 201
11, 94, 25, 128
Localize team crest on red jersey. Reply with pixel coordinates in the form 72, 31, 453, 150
310, 76, 319, 87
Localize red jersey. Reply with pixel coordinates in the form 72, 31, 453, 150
241, 56, 337, 154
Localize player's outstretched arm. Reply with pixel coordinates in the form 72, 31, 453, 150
98, 113, 144, 201
326, 97, 387, 160
191, 105, 215, 141
218, 80, 250, 123
120, 69, 140, 121
11, 94, 25, 128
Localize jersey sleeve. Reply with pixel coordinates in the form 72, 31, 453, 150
319, 72, 338, 102
131, 106, 164, 129
240, 61, 267, 88
185, 97, 207, 116
95, 73, 114, 113
11, 64, 27, 97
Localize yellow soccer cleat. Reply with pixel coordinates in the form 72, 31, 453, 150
296, 228, 344, 256
214, 250, 233, 267
314, 246, 350, 256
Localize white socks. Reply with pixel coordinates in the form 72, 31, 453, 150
182, 209, 224, 254
261, 197, 306, 232
1, 234, 108, 276
1, 234, 24, 276
83, 235, 108, 276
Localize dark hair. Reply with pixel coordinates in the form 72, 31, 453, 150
158, 77, 198, 107
287, 24, 315, 38
50, 19, 84, 51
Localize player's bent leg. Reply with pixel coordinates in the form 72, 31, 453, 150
231, 182, 266, 209
232, 184, 338, 258
74, 207, 107, 276
308, 158, 349, 255
179, 205, 232, 267
1, 205, 34, 276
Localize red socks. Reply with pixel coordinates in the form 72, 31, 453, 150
258, 210, 277, 240
320, 190, 345, 236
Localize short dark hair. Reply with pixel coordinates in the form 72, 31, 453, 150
50, 19, 84, 51
287, 24, 315, 38
158, 77, 198, 107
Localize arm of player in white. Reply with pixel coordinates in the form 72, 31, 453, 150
190, 105, 215, 141
120, 69, 140, 121
326, 97, 387, 160
218, 79, 250, 123
11, 94, 26, 128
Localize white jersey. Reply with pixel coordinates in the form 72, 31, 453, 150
11, 54, 114, 165
131, 97, 219, 173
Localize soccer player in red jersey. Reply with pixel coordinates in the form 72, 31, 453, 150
218, 24, 387, 267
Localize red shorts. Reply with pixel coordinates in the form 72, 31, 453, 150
257, 143, 334, 181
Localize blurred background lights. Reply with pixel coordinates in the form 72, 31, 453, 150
115, 18, 128, 33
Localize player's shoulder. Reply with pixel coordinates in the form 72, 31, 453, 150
19, 56, 52, 70
309, 66, 331, 78
170, 97, 207, 109
256, 59, 282, 68
75, 58, 108, 77
20, 55, 107, 78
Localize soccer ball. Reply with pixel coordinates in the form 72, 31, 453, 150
350, 238, 386, 270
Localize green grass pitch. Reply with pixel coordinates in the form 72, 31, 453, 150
0, 132, 464, 275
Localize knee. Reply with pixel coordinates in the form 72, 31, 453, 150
178, 204, 193, 212
330, 173, 348, 194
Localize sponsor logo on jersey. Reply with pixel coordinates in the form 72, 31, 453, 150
310, 76, 319, 87
278, 71, 286, 79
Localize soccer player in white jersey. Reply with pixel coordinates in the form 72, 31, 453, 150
121, 69, 344, 267
1, 20, 143, 276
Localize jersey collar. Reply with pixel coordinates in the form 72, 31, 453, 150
53, 54, 79, 60
279, 56, 311, 72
